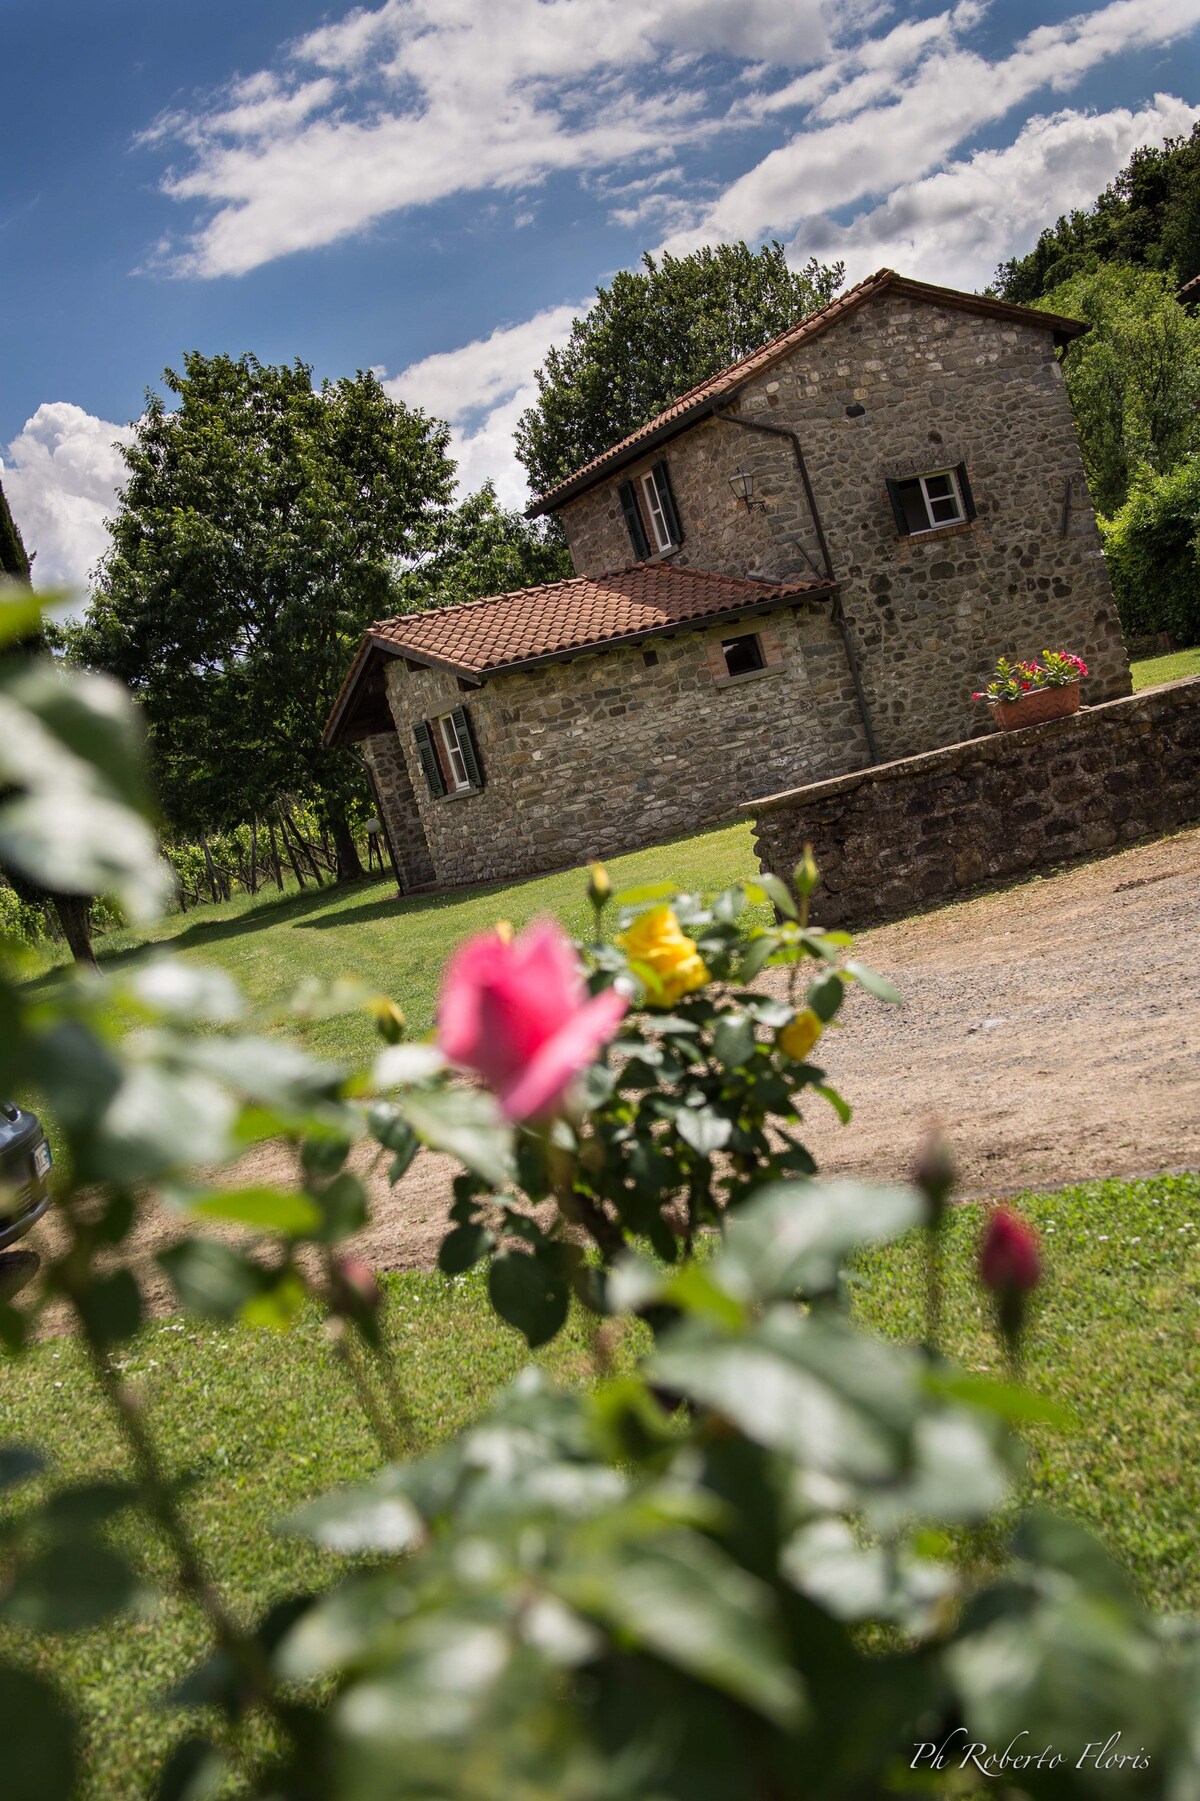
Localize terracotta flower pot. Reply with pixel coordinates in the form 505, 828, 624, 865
989, 680, 1080, 732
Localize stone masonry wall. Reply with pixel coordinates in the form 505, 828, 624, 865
360, 730, 437, 891
747, 678, 1200, 929
383, 603, 869, 887
559, 290, 1130, 763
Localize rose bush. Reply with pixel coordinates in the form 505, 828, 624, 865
2, 585, 1199, 1801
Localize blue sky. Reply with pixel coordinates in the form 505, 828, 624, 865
4, 0, 1199, 592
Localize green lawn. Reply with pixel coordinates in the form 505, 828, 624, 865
1130, 646, 1200, 689
24, 821, 765, 1068
3, 1174, 1198, 1798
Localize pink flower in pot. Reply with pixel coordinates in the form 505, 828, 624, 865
438, 919, 627, 1120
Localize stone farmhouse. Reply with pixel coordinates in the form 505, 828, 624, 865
324, 267, 1130, 890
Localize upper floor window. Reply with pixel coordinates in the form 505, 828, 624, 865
886, 462, 976, 536
721, 633, 765, 678
618, 459, 684, 561
413, 706, 484, 799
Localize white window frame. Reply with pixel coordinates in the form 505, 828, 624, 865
640, 468, 676, 552
913, 468, 966, 532
437, 712, 471, 792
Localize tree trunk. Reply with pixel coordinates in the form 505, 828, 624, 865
249, 821, 259, 895
54, 895, 97, 970
267, 820, 284, 891
329, 809, 366, 883
282, 811, 324, 887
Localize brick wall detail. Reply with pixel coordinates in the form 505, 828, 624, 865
558, 290, 1130, 762
747, 678, 1200, 929
383, 603, 869, 888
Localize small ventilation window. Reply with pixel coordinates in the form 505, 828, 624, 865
642, 648, 659, 668
721, 634, 765, 678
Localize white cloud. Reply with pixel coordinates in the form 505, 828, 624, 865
1, 404, 133, 597
141, 0, 831, 277
813, 94, 1200, 290
663, 0, 1200, 251
383, 301, 584, 505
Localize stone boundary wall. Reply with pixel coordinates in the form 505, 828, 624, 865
746, 677, 1200, 928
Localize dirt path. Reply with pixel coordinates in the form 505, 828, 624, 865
24, 827, 1200, 1319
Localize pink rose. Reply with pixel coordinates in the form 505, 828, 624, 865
438, 918, 627, 1121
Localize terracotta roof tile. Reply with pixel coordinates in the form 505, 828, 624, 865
527, 268, 1089, 516
324, 563, 831, 746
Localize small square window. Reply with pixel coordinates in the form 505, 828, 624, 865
721, 634, 765, 678
890, 466, 968, 534
642, 647, 659, 668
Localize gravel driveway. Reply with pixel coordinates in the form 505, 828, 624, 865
26, 825, 1200, 1321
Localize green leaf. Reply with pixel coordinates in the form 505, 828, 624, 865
313, 1172, 369, 1243
372, 1043, 446, 1087
0, 1445, 44, 1492
186, 1186, 321, 1236
736, 932, 778, 982
283, 1474, 423, 1555
241, 1270, 307, 1331
0, 585, 44, 648
0, 1664, 78, 1801
554, 1537, 804, 1728
813, 1081, 851, 1125
807, 971, 845, 1023
77, 1270, 143, 1346
2, 1540, 137, 1631
158, 1239, 266, 1320
156, 1735, 230, 1801
717, 1181, 926, 1301
713, 1011, 756, 1069
613, 881, 678, 906
923, 1369, 1075, 1429
675, 1108, 733, 1155
439, 1223, 496, 1275
39, 1481, 138, 1536
398, 1086, 513, 1186
753, 873, 798, 919
488, 1249, 569, 1347
843, 959, 904, 1005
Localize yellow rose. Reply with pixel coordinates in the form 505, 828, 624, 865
617, 905, 709, 1007
778, 1008, 823, 1062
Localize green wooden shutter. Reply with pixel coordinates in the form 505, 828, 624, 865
652, 459, 683, 546
451, 705, 483, 789
955, 461, 977, 523
885, 478, 910, 535
618, 480, 650, 561
413, 720, 446, 798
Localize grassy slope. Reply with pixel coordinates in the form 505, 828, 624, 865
23, 822, 764, 1068
3, 1175, 1198, 1797
1130, 646, 1200, 690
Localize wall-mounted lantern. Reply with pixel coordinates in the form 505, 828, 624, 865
728, 468, 767, 512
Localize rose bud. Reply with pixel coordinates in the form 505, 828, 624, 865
979, 1207, 1041, 1354
587, 861, 611, 909
913, 1131, 956, 1220
369, 995, 406, 1044
333, 1256, 382, 1319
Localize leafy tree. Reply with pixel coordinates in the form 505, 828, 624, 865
996, 120, 1200, 302
64, 355, 454, 879
1101, 456, 1200, 645
515, 242, 844, 497
393, 481, 572, 612
0, 476, 98, 964
1038, 264, 1200, 515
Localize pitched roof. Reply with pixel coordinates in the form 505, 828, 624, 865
323, 563, 832, 747
526, 267, 1090, 517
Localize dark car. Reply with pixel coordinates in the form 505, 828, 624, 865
0, 1102, 53, 1249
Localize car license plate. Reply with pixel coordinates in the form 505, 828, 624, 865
32, 1141, 52, 1180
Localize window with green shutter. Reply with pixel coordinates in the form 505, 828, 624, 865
413, 720, 446, 798
618, 480, 650, 561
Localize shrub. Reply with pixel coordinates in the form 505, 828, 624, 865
3, 580, 1200, 1800
1102, 456, 1200, 646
